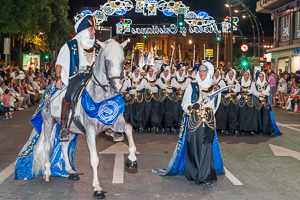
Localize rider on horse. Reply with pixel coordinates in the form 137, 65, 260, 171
55, 14, 97, 141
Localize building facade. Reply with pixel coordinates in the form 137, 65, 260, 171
257, 0, 300, 73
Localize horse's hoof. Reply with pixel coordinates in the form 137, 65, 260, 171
68, 173, 80, 180
125, 158, 138, 172
93, 190, 107, 199
112, 133, 124, 142
42, 174, 51, 183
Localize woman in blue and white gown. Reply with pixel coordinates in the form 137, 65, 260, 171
148, 61, 224, 189
250, 72, 281, 136
181, 61, 222, 186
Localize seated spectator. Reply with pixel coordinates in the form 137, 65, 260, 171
15, 79, 31, 107
34, 69, 42, 77
32, 77, 45, 95
17, 71, 25, 80
25, 78, 39, 104
286, 84, 300, 111
0, 64, 6, 79
6, 81, 25, 110
27, 70, 35, 84
37, 77, 47, 89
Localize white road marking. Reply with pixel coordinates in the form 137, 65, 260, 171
277, 124, 300, 127
224, 167, 243, 185
269, 144, 300, 161
0, 162, 15, 185
99, 142, 140, 184
276, 122, 300, 132
0, 125, 20, 128
113, 154, 124, 184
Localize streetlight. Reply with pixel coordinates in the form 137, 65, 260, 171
234, 10, 239, 13
225, 0, 234, 67
242, 15, 246, 18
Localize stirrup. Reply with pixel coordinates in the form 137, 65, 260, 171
59, 128, 70, 142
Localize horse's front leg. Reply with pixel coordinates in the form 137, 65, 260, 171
86, 131, 106, 199
60, 134, 78, 179
124, 123, 138, 169
42, 114, 55, 182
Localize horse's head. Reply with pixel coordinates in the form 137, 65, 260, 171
95, 39, 127, 94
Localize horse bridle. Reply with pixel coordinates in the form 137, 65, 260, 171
90, 63, 123, 93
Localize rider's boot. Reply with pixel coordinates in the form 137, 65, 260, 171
59, 98, 71, 142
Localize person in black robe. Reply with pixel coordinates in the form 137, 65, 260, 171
251, 72, 275, 136
182, 60, 222, 187
171, 62, 191, 129
121, 65, 145, 132
143, 65, 161, 132
217, 69, 240, 135
156, 64, 176, 133
238, 70, 257, 135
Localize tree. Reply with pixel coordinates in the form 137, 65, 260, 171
46, 0, 74, 52
0, 0, 55, 36
0, 0, 73, 64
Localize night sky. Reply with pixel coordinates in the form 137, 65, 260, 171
68, 0, 273, 36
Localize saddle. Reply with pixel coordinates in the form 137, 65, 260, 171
67, 74, 92, 134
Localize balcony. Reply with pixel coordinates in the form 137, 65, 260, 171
256, 0, 295, 14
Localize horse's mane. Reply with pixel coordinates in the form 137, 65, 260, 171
104, 39, 115, 44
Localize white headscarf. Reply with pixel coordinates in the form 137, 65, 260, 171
132, 69, 141, 82
196, 61, 214, 88
256, 71, 266, 87
146, 67, 156, 81
241, 70, 251, 87
175, 68, 186, 81
160, 66, 171, 80
225, 69, 237, 84
213, 69, 221, 83
73, 15, 95, 49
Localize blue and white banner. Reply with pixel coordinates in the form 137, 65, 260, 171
81, 89, 125, 125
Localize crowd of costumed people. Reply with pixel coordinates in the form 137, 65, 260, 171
121, 59, 281, 136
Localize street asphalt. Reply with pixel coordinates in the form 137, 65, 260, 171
0, 106, 299, 200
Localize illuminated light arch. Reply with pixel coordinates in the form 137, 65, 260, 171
74, 0, 238, 36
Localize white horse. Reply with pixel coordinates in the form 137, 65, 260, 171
40, 39, 137, 198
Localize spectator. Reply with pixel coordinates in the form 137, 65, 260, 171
7, 81, 25, 110
34, 69, 42, 77
32, 77, 45, 95
15, 79, 31, 107
17, 71, 25, 80
2, 89, 12, 120
0, 64, 6, 79
11, 68, 17, 80
295, 71, 300, 85
278, 72, 289, 108
25, 78, 39, 104
268, 70, 277, 101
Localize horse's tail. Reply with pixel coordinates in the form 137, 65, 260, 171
15, 123, 58, 180
32, 123, 57, 176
